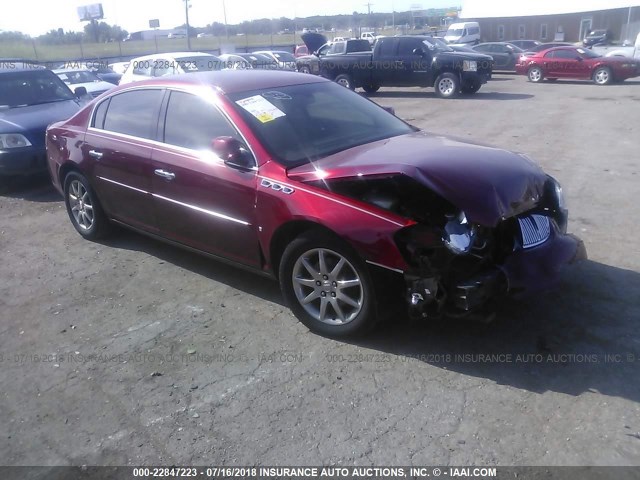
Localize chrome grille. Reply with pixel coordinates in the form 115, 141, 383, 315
518, 214, 551, 249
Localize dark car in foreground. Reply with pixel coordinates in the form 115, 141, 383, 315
46, 71, 585, 337
1, 65, 82, 177
472, 42, 524, 71
516, 46, 640, 84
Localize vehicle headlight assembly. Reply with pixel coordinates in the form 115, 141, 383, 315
0, 133, 32, 150
463, 60, 478, 72
548, 176, 566, 210
443, 211, 476, 255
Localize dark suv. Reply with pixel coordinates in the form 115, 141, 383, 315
1, 64, 82, 178
583, 29, 610, 47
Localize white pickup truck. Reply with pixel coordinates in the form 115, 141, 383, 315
592, 32, 640, 59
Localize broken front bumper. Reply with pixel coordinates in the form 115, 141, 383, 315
407, 221, 587, 316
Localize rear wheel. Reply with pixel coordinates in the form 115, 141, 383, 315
434, 72, 460, 98
64, 171, 110, 240
298, 65, 311, 74
279, 231, 376, 337
335, 74, 355, 90
527, 66, 544, 83
362, 84, 380, 93
593, 66, 612, 85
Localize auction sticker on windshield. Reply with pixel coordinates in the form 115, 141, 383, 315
236, 95, 285, 123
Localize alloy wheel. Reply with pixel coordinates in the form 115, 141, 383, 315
291, 248, 363, 325
438, 78, 455, 96
68, 179, 94, 230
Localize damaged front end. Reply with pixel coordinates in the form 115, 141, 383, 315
396, 175, 585, 319
312, 173, 586, 320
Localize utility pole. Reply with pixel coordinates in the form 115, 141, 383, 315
364, 2, 373, 32
184, 0, 191, 50
222, 0, 229, 38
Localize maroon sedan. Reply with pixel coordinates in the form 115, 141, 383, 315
516, 46, 640, 84
46, 71, 585, 337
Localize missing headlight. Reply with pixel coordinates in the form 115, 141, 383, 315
443, 212, 476, 255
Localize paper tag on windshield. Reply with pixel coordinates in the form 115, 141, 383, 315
236, 95, 285, 123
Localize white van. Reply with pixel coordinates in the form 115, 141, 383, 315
444, 22, 481, 45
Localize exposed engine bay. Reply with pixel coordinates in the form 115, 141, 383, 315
311, 173, 582, 320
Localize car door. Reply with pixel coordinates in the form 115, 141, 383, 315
392, 37, 432, 87
371, 37, 401, 86
488, 44, 509, 68
547, 48, 588, 78
85, 88, 163, 232
150, 89, 261, 267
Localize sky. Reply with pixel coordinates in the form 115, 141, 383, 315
0, 0, 458, 36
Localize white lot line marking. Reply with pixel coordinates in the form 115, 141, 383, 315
126, 320, 161, 333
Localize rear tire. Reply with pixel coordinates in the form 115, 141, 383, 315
527, 66, 544, 83
434, 72, 460, 98
335, 74, 355, 90
63, 171, 110, 240
298, 65, 311, 74
279, 230, 376, 337
362, 84, 380, 93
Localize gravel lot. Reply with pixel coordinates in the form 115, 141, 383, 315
1, 74, 640, 468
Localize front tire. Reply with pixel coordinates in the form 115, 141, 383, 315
362, 84, 380, 93
279, 231, 376, 337
528, 66, 544, 83
298, 65, 311, 74
434, 72, 460, 98
335, 74, 355, 90
593, 66, 612, 85
64, 171, 110, 240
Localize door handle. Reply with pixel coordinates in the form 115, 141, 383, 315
88, 149, 103, 159
154, 169, 176, 181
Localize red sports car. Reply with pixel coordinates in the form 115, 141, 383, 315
516, 46, 640, 84
46, 71, 585, 337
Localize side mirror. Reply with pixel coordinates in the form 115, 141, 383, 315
74, 86, 88, 97
211, 136, 255, 170
576, 56, 584, 61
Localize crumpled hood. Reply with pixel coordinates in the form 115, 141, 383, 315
0, 100, 80, 146
287, 131, 548, 227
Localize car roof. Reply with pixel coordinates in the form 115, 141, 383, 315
110, 70, 327, 95
130, 52, 216, 61
53, 68, 92, 73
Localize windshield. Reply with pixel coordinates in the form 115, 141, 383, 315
174, 55, 224, 72
0, 70, 74, 108
228, 82, 414, 167
57, 70, 100, 85
447, 28, 464, 37
272, 52, 296, 63
424, 37, 453, 52
576, 48, 601, 58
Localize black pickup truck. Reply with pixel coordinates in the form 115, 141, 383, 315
317, 35, 494, 98
297, 33, 371, 75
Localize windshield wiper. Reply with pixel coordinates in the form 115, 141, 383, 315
28, 98, 74, 106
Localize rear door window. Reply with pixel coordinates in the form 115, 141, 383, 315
102, 89, 164, 139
